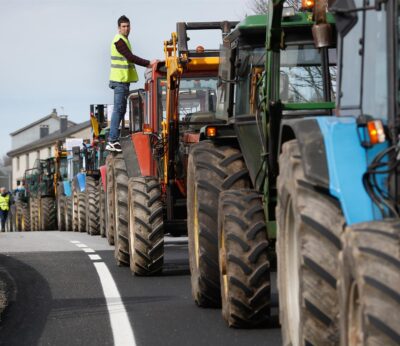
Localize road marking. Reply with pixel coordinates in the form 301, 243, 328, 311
94, 262, 136, 346
76, 244, 88, 248
89, 254, 102, 261
83, 248, 95, 253
70, 240, 81, 244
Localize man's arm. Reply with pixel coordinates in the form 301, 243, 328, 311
115, 39, 150, 67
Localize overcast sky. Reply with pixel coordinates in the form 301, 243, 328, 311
0, 0, 255, 160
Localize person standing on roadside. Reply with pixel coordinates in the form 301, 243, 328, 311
0, 187, 11, 232
107, 15, 155, 152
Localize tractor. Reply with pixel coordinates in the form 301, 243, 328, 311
61, 104, 109, 234
21, 157, 59, 231
105, 21, 237, 271
275, 0, 400, 344
185, 2, 338, 330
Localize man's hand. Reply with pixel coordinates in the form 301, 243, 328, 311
148, 59, 159, 68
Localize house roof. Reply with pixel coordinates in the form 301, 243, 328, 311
7, 121, 91, 157
9, 112, 76, 136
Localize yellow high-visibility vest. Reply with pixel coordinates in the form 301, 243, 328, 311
0, 194, 10, 211
109, 34, 139, 83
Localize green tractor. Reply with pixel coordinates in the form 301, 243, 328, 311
22, 157, 59, 231
186, 1, 337, 332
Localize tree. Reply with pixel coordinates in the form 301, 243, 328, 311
248, 0, 300, 14
1, 155, 11, 167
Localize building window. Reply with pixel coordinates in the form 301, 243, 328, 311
48, 147, 51, 157
26, 154, 29, 169
17, 156, 20, 170
37, 150, 40, 160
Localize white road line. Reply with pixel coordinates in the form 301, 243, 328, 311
75, 244, 88, 248
83, 248, 95, 253
94, 262, 136, 346
70, 240, 81, 244
89, 254, 102, 261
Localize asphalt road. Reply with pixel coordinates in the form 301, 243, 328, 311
0, 231, 282, 346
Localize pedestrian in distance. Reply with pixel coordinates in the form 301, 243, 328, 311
0, 187, 12, 232
106, 15, 156, 152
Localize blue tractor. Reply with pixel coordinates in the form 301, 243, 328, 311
276, 0, 400, 344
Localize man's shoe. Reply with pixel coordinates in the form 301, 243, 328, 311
106, 141, 122, 152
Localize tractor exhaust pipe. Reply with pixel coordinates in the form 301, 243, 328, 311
312, 0, 333, 47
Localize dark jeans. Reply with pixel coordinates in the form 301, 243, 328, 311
0, 210, 8, 231
109, 81, 130, 142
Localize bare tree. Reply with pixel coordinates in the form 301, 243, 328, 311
1, 155, 11, 167
248, 0, 300, 14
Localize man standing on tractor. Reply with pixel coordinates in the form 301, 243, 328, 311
106, 15, 155, 152
0, 187, 11, 232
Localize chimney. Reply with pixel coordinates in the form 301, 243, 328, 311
60, 115, 68, 133
52, 108, 57, 115
40, 125, 49, 138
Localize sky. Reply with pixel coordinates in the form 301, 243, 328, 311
0, 0, 256, 160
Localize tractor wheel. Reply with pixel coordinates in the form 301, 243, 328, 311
57, 195, 66, 232
277, 139, 344, 346
218, 190, 270, 328
113, 154, 129, 266
99, 180, 106, 238
21, 202, 30, 231
15, 201, 23, 231
338, 221, 400, 346
72, 181, 79, 232
187, 140, 250, 307
30, 198, 38, 231
86, 176, 100, 236
41, 197, 56, 230
128, 177, 164, 275
106, 155, 116, 245
78, 191, 86, 233
64, 196, 73, 232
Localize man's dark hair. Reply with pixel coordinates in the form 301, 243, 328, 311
118, 15, 130, 26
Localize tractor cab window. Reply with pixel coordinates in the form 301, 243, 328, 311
235, 46, 266, 116
361, 6, 388, 122
157, 77, 218, 121
280, 44, 337, 104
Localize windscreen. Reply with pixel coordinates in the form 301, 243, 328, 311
281, 44, 337, 103
157, 77, 218, 121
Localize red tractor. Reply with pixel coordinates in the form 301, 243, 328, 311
104, 22, 237, 272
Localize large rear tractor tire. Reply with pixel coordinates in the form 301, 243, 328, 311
86, 176, 100, 236
64, 196, 73, 232
106, 155, 116, 245
187, 140, 250, 308
78, 191, 86, 233
99, 180, 106, 238
57, 194, 66, 232
338, 221, 400, 346
128, 177, 164, 275
40, 197, 57, 230
276, 139, 345, 346
113, 154, 130, 266
30, 198, 38, 231
218, 190, 270, 328
72, 181, 79, 232
15, 201, 23, 231
21, 202, 31, 231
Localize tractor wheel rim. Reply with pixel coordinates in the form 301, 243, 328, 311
285, 197, 300, 346
348, 281, 363, 346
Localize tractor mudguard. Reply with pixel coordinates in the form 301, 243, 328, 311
99, 165, 107, 191
76, 173, 86, 192
280, 116, 385, 225
120, 133, 154, 178
62, 181, 72, 197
